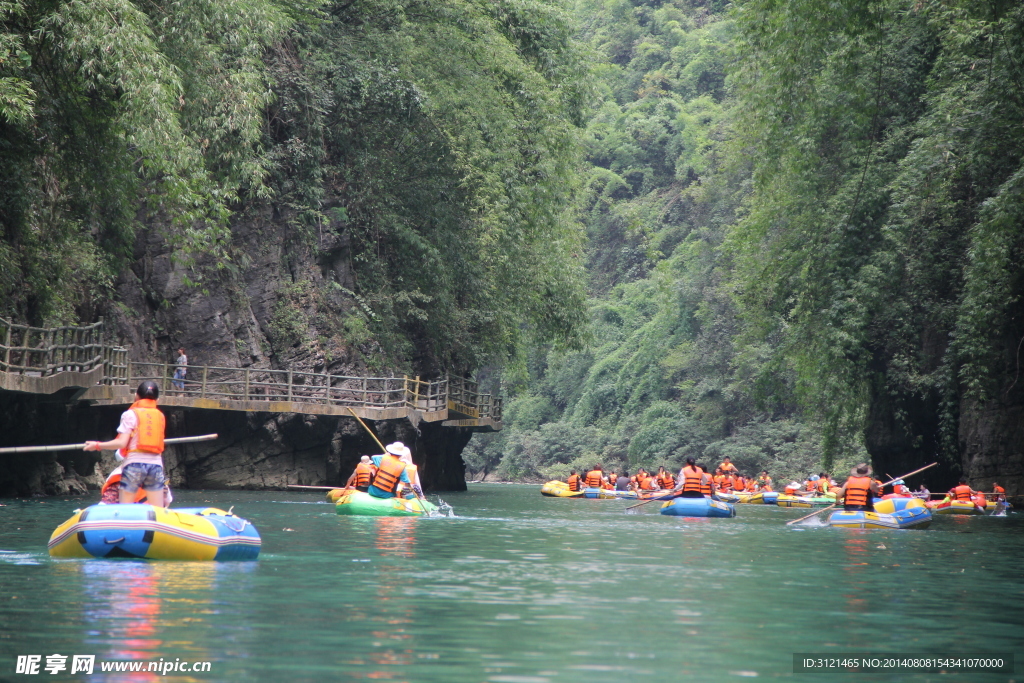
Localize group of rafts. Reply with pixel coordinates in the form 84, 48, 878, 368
541, 460, 1011, 530
45, 437, 435, 561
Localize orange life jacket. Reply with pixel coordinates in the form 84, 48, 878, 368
700, 473, 712, 496
973, 494, 987, 508
354, 462, 375, 488
657, 472, 674, 489
129, 399, 165, 454
732, 476, 745, 491
567, 474, 581, 492
609, 473, 618, 485
639, 475, 656, 491
815, 479, 829, 494
372, 454, 406, 494
585, 470, 604, 488
951, 484, 973, 502
718, 476, 733, 492
681, 466, 703, 494
719, 462, 736, 473
843, 476, 873, 506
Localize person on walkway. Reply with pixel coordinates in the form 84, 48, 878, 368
836, 463, 880, 512
84, 380, 167, 508
173, 347, 187, 392
345, 455, 376, 492
368, 443, 412, 499
567, 470, 582, 492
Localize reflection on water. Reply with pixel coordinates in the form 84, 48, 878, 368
0, 488, 1022, 683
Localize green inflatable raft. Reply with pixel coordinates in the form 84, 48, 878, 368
334, 489, 437, 517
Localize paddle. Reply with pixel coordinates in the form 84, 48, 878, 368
624, 491, 678, 511
347, 407, 434, 516
785, 462, 938, 526
0, 434, 218, 454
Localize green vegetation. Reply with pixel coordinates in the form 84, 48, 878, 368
467, 0, 1024, 484
4, 0, 1022, 483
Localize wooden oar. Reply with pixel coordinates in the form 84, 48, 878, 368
287, 484, 343, 490
786, 462, 938, 526
347, 407, 433, 516
786, 504, 836, 525
0, 434, 219, 454
624, 491, 678, 510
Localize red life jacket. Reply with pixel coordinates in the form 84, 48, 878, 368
844, 476, 873, 506
129, 399, 165, 454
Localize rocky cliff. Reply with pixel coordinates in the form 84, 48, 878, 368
0, 207, 476, 497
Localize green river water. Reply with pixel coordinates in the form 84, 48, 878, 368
0, 484, 1021, 682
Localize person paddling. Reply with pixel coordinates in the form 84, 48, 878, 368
368, 443, 413, 499
836, 463, 880, 512
84, 380, 168, 508
345, 455, 376, 492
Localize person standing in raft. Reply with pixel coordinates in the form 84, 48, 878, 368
835, 463, 880, 512
84, 380, 167, 508
368, 442, 416, 499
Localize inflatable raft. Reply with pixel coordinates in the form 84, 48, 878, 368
541, 481, 583, 497
932, 500, 986, 515
775, 493, 836, 508
583, 487, 639, 499
828, 502, 932, 530
334, 489, 437, 516
660, 497, 736, 518
48, 505, 261, 560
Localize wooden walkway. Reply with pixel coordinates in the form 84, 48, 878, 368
1, 318, 501, 431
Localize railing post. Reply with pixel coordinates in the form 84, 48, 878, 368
287, 370, 293, 401
414, 375, 420, 409
201, 366, 208, 398
3, 320, 10, 371
244, 368, 250, 401
324, 373, 330, 404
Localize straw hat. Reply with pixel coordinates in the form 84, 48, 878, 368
851, 463, 872, 476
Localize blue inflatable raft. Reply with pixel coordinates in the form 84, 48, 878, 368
660, 497, 736, 518
48, 505, 261, 560
828, 505, 932, 530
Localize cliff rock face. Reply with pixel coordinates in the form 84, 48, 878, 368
0, 208, 474, 496
959, 398, 1023, 504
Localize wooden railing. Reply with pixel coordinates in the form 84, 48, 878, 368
0, 318, 500, 423
119, 363, 501, 421
0, 317, 126, 377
